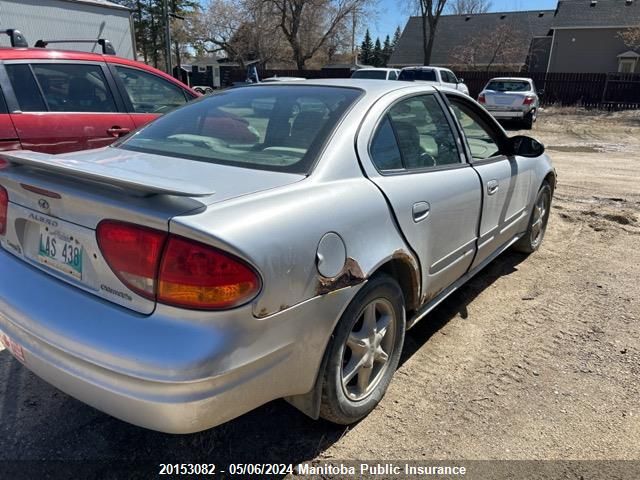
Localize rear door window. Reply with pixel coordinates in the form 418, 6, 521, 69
387, 95, 460, 169
115, 66, 188, 114
6, 63, 117, 113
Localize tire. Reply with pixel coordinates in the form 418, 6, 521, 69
522, 110, 534, 130
513, 182, 552, 254
319, 274, 405, 425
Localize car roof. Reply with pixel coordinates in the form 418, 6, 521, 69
282, 78, 435, 95
488, 77, 533, 82
400, 66, 445, 71
0, 47, 194, 92
251, 78, 438, 96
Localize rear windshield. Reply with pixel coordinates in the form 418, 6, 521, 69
485, 80, 531, 92
398, 70, 436, 82
118, 86, 361, 174
352, 70, 387, 80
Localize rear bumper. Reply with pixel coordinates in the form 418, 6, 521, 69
486, 110, 527, 119
0, 249, 357, 433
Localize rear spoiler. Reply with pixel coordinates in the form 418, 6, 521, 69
1, 151, 215, 197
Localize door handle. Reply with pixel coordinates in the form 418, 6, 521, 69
412, 202, 430, 222
107, 126, 131, 137
487, 180, 499, 195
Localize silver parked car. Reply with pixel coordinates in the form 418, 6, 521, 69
0, 80, 555, 433
479, 77, 540, 129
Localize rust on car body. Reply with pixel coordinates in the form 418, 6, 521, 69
316, 257, 366, 295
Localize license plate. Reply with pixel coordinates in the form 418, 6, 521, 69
38, 225, 83, 279
0, 333, 25, 362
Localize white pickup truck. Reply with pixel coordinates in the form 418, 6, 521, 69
398, 66, 470, 95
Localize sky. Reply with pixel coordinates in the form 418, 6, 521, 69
369, 0, 559, 42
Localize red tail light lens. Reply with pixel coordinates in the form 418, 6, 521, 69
0, 186, 8, 236
158, 236, 261, 310
96, 221, 167, 299
478, 93, 486, 104
96, 220, 261, 310
523, 96, 535, 105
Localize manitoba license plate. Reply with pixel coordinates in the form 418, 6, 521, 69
38, 225, 83, 279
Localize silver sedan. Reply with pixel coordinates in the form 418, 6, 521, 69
0, 80, 555, 433
478, 77, 541, 129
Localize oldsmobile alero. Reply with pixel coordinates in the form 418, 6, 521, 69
0, 80, 555, 433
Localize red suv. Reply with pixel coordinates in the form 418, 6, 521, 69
0, 43, 198, 154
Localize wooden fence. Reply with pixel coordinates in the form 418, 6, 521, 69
220, 68, 640, 110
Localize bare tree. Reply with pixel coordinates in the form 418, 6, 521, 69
619, 27, 640, 50
449, 24, 525, 71
415, 0, 448, 65
264, 0, 370, 69
446, 0, 490, 15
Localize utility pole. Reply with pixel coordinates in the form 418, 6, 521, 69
163, 0, 172, 75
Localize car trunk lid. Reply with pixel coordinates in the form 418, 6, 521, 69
484, 91, 528, 108
0, 148, 304, 314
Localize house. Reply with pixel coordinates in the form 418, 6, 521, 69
545, 0, 640, 73
390, 0, 640, 74
0, 0, 135, 59
173, 59, 222, 89
388, 10, 555, 70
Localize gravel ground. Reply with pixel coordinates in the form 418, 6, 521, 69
1, 108, 639, 478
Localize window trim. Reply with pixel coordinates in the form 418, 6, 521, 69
107, 63, 194, 114
0, 59, 126, 114
442, 92, 511, 164
367, 91, 467, 176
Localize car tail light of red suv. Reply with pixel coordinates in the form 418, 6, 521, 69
96, 220, 261, 310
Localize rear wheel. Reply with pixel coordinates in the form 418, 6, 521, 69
319, 275, 405, 424
522, 110, 535, 130
514, 182, 551, 254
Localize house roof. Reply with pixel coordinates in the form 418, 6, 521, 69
388, 10, 555, 67
551, 0, 640, 29
618, 50, 640, 57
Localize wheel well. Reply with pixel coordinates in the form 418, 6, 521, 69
544, 171, 556, 194
374, 257, 420, 313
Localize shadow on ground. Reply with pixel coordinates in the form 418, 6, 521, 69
0, 251, 528, 476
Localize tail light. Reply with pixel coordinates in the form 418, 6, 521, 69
523, 96, 535, 105
0, 185, 8, 236
96, 221, 167, 299
158, 236, 261, 310
96, 220, 261, 310
478, 93, 486, 104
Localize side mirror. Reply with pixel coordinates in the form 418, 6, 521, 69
508, 135, 545, 158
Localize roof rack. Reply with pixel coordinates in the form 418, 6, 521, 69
0, 29, 28, 48
34, 38, 116, 55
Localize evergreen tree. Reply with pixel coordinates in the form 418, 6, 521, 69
373, 37, 383, 67
359, 29, 374, 65
381, 34, 392, 66
391, 26, 402, 49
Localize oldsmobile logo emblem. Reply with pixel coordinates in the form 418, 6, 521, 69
38, 198, 50, 210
